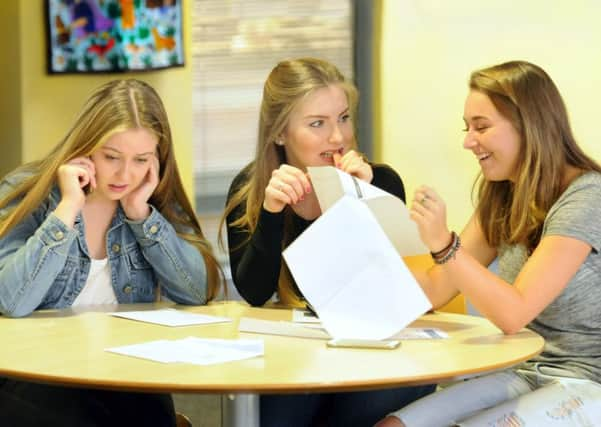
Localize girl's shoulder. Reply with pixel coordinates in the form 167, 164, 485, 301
563, 171, 601, 197
548, 171, 601, 221
0, 167, 59, 212
543, 171, 601, 254
228, 161, 255, 197
574, 170, 601, 184
0, 168, 35, 199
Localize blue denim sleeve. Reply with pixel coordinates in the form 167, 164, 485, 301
0, 212, 77, 317
125, 205, 208, 305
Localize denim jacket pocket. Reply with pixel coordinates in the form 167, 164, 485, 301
43, 256, 79, 307
126, 247, 152, 270
124, 246, 155, 299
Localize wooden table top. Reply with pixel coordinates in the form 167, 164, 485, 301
0, 301, 544, 393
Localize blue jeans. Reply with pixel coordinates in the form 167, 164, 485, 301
260, 384, 435, 427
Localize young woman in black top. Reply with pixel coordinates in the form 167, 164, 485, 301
220, 57, 434, 427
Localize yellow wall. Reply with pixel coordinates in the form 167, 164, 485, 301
1, 1, 194, 199
377, 1, 601, 232
0, 1, 22, 177
7, 1, 601, 219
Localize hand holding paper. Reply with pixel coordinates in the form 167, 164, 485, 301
283, 191, 432, 340
332, 149, 373, 183
264, 164, 312, 213
308, 166, 428, 256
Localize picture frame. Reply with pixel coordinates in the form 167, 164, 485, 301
45, 0, 184, 74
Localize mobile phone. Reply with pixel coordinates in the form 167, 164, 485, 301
326, 339, 400, 349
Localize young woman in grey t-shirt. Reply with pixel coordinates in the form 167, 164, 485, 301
377, 61, 601, 427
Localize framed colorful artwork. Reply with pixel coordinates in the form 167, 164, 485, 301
45, 0, 184, 74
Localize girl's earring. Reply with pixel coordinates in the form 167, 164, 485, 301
275, 139, 284, 146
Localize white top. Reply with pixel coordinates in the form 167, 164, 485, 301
72, 258, 117, 306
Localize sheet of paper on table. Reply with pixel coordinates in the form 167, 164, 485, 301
106, 337, 264, 365
239, 317, 448, 340
283, 167, 432, 341
109, 309, 231, 327
240, 317, 330, 339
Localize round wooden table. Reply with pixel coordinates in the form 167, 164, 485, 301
0, 301, 544, 426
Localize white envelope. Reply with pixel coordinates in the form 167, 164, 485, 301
283, 188, 432, 340
308, 166, 428, 256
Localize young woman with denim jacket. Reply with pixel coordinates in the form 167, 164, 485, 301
0, 79, 222, 426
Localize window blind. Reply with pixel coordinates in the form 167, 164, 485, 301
191, 0, 353, 290
192, 0, 353, 214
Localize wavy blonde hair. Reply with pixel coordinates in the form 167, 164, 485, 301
471, 61, 601, 250
0, 79, 223, 300
220, 58, 358, 305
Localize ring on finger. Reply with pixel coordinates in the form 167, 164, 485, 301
420, 195, 428, 204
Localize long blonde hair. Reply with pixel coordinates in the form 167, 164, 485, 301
0, 79, 223, 300
220, 58, 358, 305
471, 61, 601, 250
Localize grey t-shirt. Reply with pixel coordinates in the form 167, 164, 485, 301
498, 172, 601, 385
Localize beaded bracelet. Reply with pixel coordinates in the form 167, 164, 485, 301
430, 232, 456, 257
431, 231, 461, 265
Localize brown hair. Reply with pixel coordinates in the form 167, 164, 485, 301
470, 61, 601, 250
219, 58, 358, 305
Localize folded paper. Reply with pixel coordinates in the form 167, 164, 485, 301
283, 167, 432, 340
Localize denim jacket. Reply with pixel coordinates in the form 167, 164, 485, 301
0, 171, 208, 317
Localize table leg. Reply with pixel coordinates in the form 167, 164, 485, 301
221, 393, 259, 427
